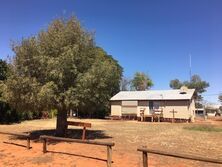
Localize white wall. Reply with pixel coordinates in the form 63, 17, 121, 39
111, 101, 122, 116
111, 99, 195, 120
163, 100, 190, 119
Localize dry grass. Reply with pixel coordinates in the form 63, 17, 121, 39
184, 125, 222, 132
0, 118, 222, 167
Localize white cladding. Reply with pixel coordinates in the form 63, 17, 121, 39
122, 101, 138, 106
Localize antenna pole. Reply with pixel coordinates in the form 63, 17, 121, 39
189, 54, 192, 81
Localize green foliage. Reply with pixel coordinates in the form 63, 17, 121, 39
184, 125, 222, 132
0, 60, 20, 123
185, 75, 209, 94
0, 59, 9, 81
131, 72, 153, 91
0, 59, 8, 99
0, 101, 21, 124
195, 102, 203, 109
76, 47, 122, 117
2, 17, 122, 122
219, 94, 222, 104
169, 79, 182, 89
170, 74, 209, 99
48, 109, 58, 118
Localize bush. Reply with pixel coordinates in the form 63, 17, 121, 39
0, 101, 21, 124
0, 101, 58, 123
20, 111, 36, 120
77, 106, 109, 119
48, 109, 58, 118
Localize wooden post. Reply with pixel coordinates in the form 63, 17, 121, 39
170, 109, 177, 123
142, 151, 148, 167
172, 109, 175, 123
204, 106, 207, 120
138, 147, 222, 165
107, 145, 112, 167
82, 127, 86, 140
43, 139, 47, 153
27, 137, 30, 149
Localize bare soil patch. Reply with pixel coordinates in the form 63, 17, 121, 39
0, 118, 222, 167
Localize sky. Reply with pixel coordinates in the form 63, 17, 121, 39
0, 0, 222, 103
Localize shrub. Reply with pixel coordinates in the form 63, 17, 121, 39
48, 109, 58, 118
0, 101, 21, 124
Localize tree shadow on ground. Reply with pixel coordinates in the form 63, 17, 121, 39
10, 129, 112, 142
3, 141, 30, 148
47, 150, 109, 162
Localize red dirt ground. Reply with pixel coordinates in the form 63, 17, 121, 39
0, 136, 155, 167
0, 118, 222, 167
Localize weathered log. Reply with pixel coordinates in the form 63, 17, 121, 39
137, 147, 222, 165
40, 135, 114, 167
0, 131, 31, 149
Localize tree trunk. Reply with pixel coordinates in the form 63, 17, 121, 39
56, 109, 67, 137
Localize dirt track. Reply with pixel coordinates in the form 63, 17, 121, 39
0, 118, 222, 167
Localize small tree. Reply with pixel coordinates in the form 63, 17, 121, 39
169, 74, 209, 100
120, 77, 131, 91
169, 79, 183, 89
219, 94, 222, 104
131, 72, 153, 91
186, 75, 209, 95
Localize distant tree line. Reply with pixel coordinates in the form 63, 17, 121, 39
121, 73, 210, 109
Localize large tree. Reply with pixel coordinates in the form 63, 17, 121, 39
1, 17, 122, 136
131, 72, 153, 91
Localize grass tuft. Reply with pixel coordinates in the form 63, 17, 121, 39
184, 125, 222, 132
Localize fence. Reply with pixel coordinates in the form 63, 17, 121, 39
0, 131, 31, 149
137, 147, 222, 167
40, 135, 114, 167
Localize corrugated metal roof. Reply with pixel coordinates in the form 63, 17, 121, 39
110, 89, 195, 101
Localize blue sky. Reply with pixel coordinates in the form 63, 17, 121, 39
0, 0, 221, 103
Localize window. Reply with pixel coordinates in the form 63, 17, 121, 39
149, 101, 160, 110
153, 102, 160, 109
149, 101, 153, 110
